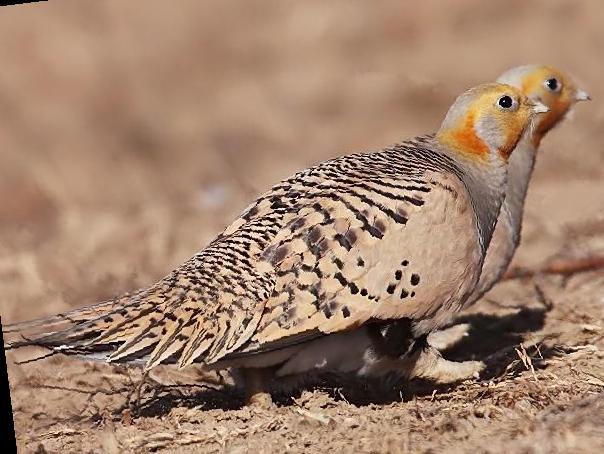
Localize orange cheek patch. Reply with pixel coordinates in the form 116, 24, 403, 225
450, 112, 489, 157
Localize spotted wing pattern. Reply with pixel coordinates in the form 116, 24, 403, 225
4, 136, 481, 371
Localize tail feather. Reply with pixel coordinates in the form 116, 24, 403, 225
4, 234, 273, 370
3, 289, 148, 351
2, 300, 113, 334
2, 290, 143, 337
177, 323, 213, 369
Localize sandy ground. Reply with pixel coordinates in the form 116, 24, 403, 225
1, 0, 604, 452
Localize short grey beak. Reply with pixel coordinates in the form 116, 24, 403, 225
531, 100, 549, 114
575, 89, 591, 101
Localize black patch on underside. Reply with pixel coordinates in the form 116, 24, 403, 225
367, 318, 414, 358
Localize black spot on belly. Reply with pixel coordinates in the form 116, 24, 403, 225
386, 283, 396, 294
410, 291, 416, 297
349, 282, 359, 294
395, 270, 402, 280
410, 274, 420, 285
400, 288, 409, 299
357, 257, 365, 267
360, 288, 368, 296
342, 306, 351, 318
401, 260, 409, 266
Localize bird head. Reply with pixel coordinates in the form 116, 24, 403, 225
496, 65, 590, 146
436, 83, 548, 163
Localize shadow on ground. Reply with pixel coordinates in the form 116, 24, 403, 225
127, 300, 556, 415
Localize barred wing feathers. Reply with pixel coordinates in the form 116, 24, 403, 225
4, 137, 482, 371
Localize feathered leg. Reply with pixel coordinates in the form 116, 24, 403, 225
366, 334, 484, 385
426, 323, 471, 351
406, 340, 484, 383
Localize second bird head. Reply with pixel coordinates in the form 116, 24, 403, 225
436, 83, 548, 163
496, 64, 590, 146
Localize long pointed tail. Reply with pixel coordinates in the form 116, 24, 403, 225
3, 288, 148, 354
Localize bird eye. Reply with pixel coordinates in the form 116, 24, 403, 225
544, 78, 561, 92
497, 95, 514, 109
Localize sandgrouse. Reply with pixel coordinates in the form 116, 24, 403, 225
420, 65, 591, 379
297, 65, 590, 386
467, 65, 590, 304
4, 83, 546, 405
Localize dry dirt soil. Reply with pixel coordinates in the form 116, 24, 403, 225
2, 1, 604, 453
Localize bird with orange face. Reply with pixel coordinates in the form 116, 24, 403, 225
303, 65, 591, 385
5, 81, 547, 405
468, 65, 590, 305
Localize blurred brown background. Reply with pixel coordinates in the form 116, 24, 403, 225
1, 0, 603, 321
2, 1, 604, 452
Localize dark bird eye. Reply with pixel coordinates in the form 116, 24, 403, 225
545, 78, 560, 92
498, 95, 513, 109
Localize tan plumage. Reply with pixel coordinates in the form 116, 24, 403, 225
4, 83, 544, 401
306, 65, 590, 386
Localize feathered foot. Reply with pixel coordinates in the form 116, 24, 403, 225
373, 335, 484, 388
426, 323, 471, 351
406, 340, 484, 384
